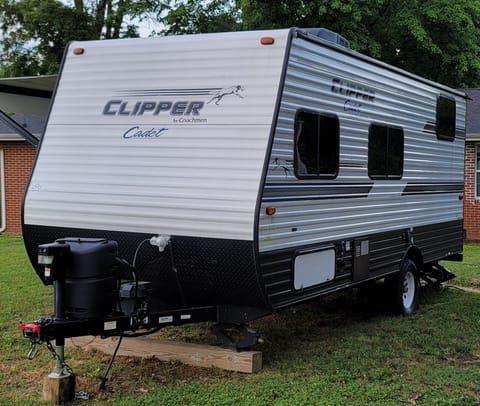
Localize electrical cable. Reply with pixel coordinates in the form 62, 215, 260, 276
99, 334, 123, 391
132, 239, 150, 310
168, 241, 187, 306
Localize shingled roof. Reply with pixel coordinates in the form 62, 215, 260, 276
0, 113, 46, 142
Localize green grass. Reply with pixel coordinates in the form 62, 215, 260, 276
1, 235, 480, 405
443, 243, 480, 288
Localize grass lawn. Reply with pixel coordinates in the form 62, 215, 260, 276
1, 235, 480, 405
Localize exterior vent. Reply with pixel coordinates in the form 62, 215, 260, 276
302, 28, 350, 49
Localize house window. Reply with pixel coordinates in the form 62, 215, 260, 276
0, 149, 5, 232
295, 111, 339, 178
436, 96, 456, 141
476, 145, 480, 198
368, 124, 404, 179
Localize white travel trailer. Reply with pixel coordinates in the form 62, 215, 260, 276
21, 28, 465, 348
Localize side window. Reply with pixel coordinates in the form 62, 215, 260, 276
436, 96, 456, 141
295, 111, 339, 178
368, 124, 404, 179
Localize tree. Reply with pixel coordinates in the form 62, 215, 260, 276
0, 0, 144, 76
239, 0, 480, 88
155, 0, 240, 36
2, 0, 480, 88
375, 0, 480, 88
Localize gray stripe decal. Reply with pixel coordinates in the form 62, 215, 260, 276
263, 183, 374, 202
422, 122, 465, 140
115, 88, 222, 97
402, 182, 463, 196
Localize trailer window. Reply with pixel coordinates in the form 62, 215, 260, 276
295, 111, 339, 178
436, 96, 456, 141
368, 124, 404, 179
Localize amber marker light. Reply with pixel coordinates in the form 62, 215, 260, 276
73, 48, 85, 55
260, 37, 275, 45
266, 207, 276, 216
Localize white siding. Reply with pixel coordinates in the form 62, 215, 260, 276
259, 37, 465, 251
24, 30, 289, 240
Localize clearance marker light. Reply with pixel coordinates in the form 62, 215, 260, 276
73, 48, 85, 55
260, 37, 275, 45
266, 207, 276, 216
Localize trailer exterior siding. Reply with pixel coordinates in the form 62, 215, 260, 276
23, 30, 289, 242
257, 34, 465, 309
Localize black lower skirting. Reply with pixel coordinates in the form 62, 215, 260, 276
22, 224, 268, 310
23, 219, 463, 317
258, 220, 463, 310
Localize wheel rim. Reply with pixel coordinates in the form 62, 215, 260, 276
402, 271, 416, 309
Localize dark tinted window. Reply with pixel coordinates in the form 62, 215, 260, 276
368, 124, 404, 179
436, 96, 456, 141
295, 111, 339, 178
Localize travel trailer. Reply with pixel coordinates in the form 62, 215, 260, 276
20, 28, 466, 350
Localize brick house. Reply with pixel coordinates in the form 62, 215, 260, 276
0, 76, 54, 233
463, 89, 480, 241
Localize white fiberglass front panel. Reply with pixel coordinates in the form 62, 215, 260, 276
24, 30, 289, 240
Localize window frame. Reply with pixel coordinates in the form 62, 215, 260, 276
367, 123, 404, 180
294, 109, 340, 180
436, 96, 456, 142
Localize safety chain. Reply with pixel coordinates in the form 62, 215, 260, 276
74, 391, 90, 401
38, 341, 91, 400
45, 341, 74, 375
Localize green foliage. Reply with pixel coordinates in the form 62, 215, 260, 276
159, 0, 240, 35
0, 0, 142, 77
374, 0, 480, 87
238, 0, 480, 88
239, 0, 384, 57
0, 0, 94, 76
443, 244, 480, 288
1, 0, 480, 87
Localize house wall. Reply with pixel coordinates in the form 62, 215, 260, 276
464, 141, 480, 241
0, 142, 36, 234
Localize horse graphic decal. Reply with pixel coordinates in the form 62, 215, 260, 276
207, 85, 245, 105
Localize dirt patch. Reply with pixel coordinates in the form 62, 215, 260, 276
445, 284, 480, 294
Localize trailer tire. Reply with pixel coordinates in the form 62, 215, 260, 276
390, 259, 419, 315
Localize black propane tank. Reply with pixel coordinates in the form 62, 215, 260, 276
38, 238, 118, 319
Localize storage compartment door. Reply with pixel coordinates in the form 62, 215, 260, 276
294, 248, 335, 290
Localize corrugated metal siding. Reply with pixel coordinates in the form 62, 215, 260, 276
24, 30, 289, 241
259, 36, 466, 252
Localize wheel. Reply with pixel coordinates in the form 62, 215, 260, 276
390, 259, 420, 315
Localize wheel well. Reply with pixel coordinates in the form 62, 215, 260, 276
401, 246, 423, 272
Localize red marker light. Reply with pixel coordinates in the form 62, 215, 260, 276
73, 48, 85, 55
260, 37, 275, 45
266, 207, 276, 216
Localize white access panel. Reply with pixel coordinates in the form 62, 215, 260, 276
294, 248, 335, 290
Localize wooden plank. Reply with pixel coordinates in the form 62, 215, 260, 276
68, 336, 262, 374
43, 374, 76, 404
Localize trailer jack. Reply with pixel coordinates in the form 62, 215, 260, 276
20, 321, 77, 402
